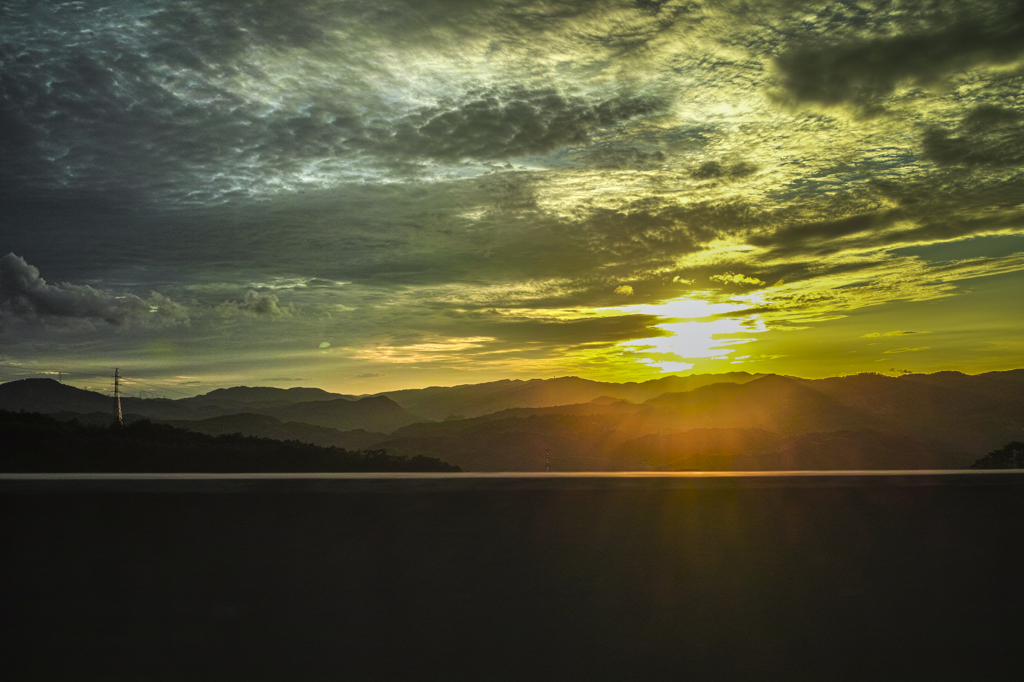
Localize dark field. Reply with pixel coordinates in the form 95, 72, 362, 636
3, 473, 1023, 681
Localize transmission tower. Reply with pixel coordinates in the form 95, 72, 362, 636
545, 449, 550, 473
113, 368, 123, 426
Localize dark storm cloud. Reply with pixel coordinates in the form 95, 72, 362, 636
748, 209, 905, 252
435, 309, 670, 346
877, 208, 1024, 248
0, 253, 186, 327
498, 314, 671, 347
691, 160, 758, 181
922, 105, 1024, 167
774, 0, 1024, 113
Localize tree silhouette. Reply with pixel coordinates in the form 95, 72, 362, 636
969, 441, 1024, 469
0, 410, 460, 473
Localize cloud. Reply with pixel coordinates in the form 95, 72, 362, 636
747, 210, 905, 254
922, 105, 1024, 167
691, 161, 758, 181
582, 145, 666, 170
614, 285, 634, 296
773, 1, 1024, 114
4, 0, 1024, 387
352, 89, 662, 162
219, 290, 290, 317
0, 253, 187, 328
883, 347, 931, 354
863, 331, 927, 338
710, 272, 764, 286
572, 203, 719, 260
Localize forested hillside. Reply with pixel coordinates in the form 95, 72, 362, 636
0, 411, 459, 473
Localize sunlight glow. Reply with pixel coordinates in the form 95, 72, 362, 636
604, 296, 761, 373
611, 297, 745, 320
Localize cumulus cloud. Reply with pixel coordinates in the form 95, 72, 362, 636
0, 253, 187, 327
710, 272, 765, 287
219, 290, 290, 317
614, 285, 634, 296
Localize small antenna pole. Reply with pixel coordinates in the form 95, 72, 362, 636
58, 371, 62, 384
113, 368, 123, 425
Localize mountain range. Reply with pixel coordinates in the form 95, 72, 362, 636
2, 369, 1022, 471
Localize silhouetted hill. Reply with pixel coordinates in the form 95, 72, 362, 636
371, 371, 1024, 470
642, 375, 871, 435
0, 379, 421, 433
378, 372, 766, 420
0, 379, 114, 414
161, 413, 387, 451
194, 386, 354, 403
608, 428, 782, 471
589, 396, 632, 405
3, 369, 1022, 471
123, 386, 360, 421
265, 396, 421, 433
0, 410, 459, 473
733, 429, 944, 470
378, 413, 628, 471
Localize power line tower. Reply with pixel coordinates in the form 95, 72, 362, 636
545, 449, 550, 473
113, 368, 123, 426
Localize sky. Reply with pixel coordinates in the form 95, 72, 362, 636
2, 0, 1024, 396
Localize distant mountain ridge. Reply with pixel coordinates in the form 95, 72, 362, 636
192, 386, 358, 404
369, 370, 1024, 471
0, 379, 418, 434
375, 372, 768, 420
3, 369, 1023, 471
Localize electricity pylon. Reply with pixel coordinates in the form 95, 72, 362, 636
113, 368, 123, 426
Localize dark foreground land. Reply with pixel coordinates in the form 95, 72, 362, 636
3, 473, 1023, 681
0, 410, 459, 472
